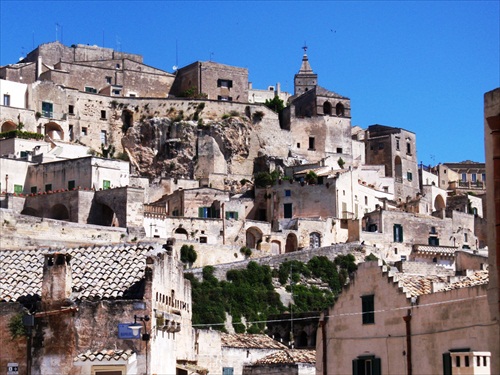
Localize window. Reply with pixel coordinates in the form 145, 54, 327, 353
309, 137, 315, 150
222, 368, 234, 375
45, 184, 52, 192
68, 105, 74, 114
365, 196, 368, 205
456, 356, 461, 367
85, 86, 97, 93
101, 110, 106, 119
464, 233, 468, 242
461, 173, 467, 182
217, 95, 232, 101
100, 130, 107, 144
14, 184, 23, 194
105, 76, 112, 84
285, 190, 291, 197
103, 180, 111, 190
297, 143, 300, 148
482, 173, 486, 182
337, 147, 343, 153
428, 237, 440, 246
69, 125, 74, 141
396, 139, 400, 150
31, 186, 37, 193
112, 89, 121, 96
225, 211, 238, 220
198, 206, 218, 219
42, 102, 53, 118
407, 172, 413, 181
284, 203, 293, 218
199, 236, 207, 243
3, 94, 10, 106
352, 356, 381, 375
430, 226, 437, 234
464, 355, 469, 367
406, 142, 411, 155
116, 63, 120, 69
128, 93, 137, 97
217, 79, 233, 88
361, 295, 375, 324
471, 173, 477, 182
393, 224, 403, 242
68, 180, 75, 190
92, 364, 126, 375
378, 143, 384, 150
81, 127, 88, 136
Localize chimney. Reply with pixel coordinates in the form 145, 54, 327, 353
41, 252, 72, 310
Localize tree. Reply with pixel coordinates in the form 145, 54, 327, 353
180, 244, 197, 265
305, 170, 318, 185
264, 95, 285, 113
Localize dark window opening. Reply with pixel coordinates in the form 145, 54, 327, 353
199, 236, 207, 243
45, 184, 52, 192
393, 224, 403, 243
284, 203, 293, 219
68, 105, 74, 114
308, 137, 315, 150
336, 102, 345, 116
407, 142, 411, 155
285, 190, 291, 197
337, 147, 343, 153
101, 110, 106, 119
68, 180, 75, 190
297, 143, 301, 148
217, 79, 233, 88
361, 295, 375, 324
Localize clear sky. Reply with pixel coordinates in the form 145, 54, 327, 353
1, 1, 498, 165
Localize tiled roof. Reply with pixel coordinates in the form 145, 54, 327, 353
442, 271, 489, 291
396, 274, 449, 297
252, 349, 316, 365
413, 245, 457, 255
221, 333, 288, 349
74, 349, 135, 362
0, 243, 155, 303
392, 271, 489, 298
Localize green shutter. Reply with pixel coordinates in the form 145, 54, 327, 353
198, 207, 204, 218
443, 353, 452, 375
225, 211, 230, 220
103, 180, 111, 190
234, 212, 238, 220
352, 359, 359, 375
373, 357, 382, 375
14, 185, 23, 194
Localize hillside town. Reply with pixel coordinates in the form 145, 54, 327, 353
0, 41, 499, 375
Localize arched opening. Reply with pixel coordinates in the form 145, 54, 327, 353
174, 227, 189, 240
246, 227, 263, 249
21, 207, 41, 218
297, 331, 308, 348
323, 101, 332, 115
49, 204, 69, 220
285, 233, 298, 253
394, 156, 403, 181
122, 110, 134, 133
336, 102, 345, 116
1, 121, 17, 132
309, 232, 321, 248
434, 195, 446, 212
45, 122, 64, 140
271, 240, 281, 255
92, 203, 119, 227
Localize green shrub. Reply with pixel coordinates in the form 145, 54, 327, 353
180, 244, 197, 265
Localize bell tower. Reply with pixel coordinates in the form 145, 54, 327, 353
294, 45, 318, 96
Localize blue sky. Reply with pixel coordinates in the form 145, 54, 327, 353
1, 1, 498, 165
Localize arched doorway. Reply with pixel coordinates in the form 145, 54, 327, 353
309, 232, 321, 248
1, 121, 16, 132
285, 233, 298, 253
246, 227, 263, 249
297, 331, 308, 348
49, 204, 69, 220
336, 102, 345, 116
323, 101, 332, 115
93, 203, 119, 227
434, 195, 445, 212
174, 227, 189, 240
45, 122, 64, 140
394, 156, 402, 181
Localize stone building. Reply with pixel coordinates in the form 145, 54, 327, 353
484, 87, 500, 375
0, 242, 196, 375
242, 349, 316, 375
281, 52, 354, 167
170, 61, 249, 103
437, 161, 486, 194
364, 124, 420, 201
316, 261, 496, 375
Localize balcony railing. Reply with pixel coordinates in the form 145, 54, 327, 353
458, 181, 485, 189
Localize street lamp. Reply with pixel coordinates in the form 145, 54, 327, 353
128, 315, 150, 341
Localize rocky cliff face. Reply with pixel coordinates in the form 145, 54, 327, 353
121, 109, 292, 186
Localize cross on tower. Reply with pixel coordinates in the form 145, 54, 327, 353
302, 43, 308, 53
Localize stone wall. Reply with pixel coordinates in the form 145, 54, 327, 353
0, 303, 28, 375
0, 208, 129, 250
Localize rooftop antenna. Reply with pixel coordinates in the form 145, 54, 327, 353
55, 23, 63, 44
209, 52, 214, 62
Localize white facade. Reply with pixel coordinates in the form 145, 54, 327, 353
0, 79, 27, 109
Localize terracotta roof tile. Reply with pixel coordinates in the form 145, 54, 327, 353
74, 349, 135, 362
0, 243, 155, 303
221, 333, 288, 349
252, 349, 316, 365
442, 271, 489, 291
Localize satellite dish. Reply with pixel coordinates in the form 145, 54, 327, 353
172, 65, 178, 71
